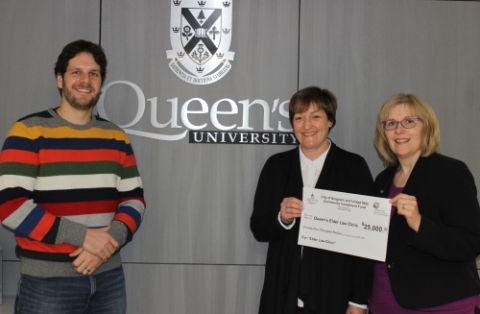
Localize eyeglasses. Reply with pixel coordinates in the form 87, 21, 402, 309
382, 117, 421, 131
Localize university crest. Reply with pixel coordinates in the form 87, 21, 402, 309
167, 0, 234, 85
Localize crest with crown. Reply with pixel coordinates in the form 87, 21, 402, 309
166, 0, 235, 85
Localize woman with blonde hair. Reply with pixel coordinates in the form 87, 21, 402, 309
369, 93, 480, 313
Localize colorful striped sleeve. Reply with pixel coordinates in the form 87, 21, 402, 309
113, 136, 145, 242
0, 121, 60, 243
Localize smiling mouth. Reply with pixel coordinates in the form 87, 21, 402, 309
74, 87, 93, 95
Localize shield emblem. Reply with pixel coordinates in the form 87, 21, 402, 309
180, 8, 221, 64
167, 0, 235, 85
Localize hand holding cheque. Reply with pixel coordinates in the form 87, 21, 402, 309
298, 188, 391, 261
280, 197, 304, 224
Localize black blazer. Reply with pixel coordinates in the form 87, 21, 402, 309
374, 153, 480, 309
250, 143, 374, 314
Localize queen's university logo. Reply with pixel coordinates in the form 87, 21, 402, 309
167, 0, 235, 85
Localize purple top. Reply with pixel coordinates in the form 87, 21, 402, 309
369, 185, 477, 314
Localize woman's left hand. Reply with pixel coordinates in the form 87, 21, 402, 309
391, 193, 422, 232
345, 304, 366, 314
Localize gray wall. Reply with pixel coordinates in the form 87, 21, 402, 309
1, 0, 479, 313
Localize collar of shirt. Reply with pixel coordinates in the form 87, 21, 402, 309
299, 141, 331, 188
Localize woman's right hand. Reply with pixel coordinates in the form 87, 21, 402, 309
280, 197, 304, 225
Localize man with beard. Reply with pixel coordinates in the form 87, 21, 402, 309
0, 40, 145, 314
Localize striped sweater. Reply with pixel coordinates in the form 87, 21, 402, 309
0, 108, 145, 269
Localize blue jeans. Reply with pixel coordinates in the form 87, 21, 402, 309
15, 267, 126, 314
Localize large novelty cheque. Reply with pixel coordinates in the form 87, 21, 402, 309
298, 188, 391, 261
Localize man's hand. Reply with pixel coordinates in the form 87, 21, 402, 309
70, 248, 103, 276
83, 226, 119, 261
